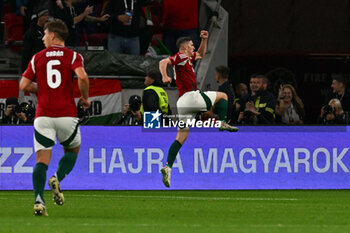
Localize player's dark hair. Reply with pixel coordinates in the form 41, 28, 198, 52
332, 74, 346, 85
147, 69, 162, 86
176, 37, 193, 49
250, 74, 266, 80
44, 18, 69, 41
215, 66, 230, 80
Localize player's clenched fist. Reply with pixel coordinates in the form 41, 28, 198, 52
200, 30, 208, 39
163, 76, 172, 84
79, 97, 91, 109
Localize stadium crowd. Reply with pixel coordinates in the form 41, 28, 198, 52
3, 70, 349, 126
1, 0, 197, 55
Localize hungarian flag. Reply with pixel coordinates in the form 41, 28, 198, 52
0, 79, 122, 125
0, 80, 19, 120
73, 78, 122, 125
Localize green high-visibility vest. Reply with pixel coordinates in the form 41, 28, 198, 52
141, 85, 169, 114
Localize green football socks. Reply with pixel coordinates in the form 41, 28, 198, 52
56, 151, 78, 182
166, 140, 182, 168
215, 99, 228, 122
33, 162, 48, 204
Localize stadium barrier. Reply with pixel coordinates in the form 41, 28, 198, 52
1, 126, 350, 190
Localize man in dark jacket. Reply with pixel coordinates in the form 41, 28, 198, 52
239, 75, 277, 124
104, 0, 151, 55
141, 69, 170, 115
326, 74, 350, 114
214, 66, 235, 124
21, 8, 49, 72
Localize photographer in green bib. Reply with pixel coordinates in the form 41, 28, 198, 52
141, 70, 171, 116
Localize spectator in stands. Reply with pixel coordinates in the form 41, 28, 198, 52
325, 74, 350, 114
238, 75, 277, 125
21, 8, 49, 72
318, 98, 349, 124
275, 84, 305, 125
235, 83, 248, 100
1, 97, 34, 124
141, 69, 170, 115
262, 76, 270, 91
200, 66, 236, 124
233, 82, 248, 122
161, 0, 199, 55
16, 0, 47, 32
104, 0, 151, 55
51, 0, 91, 47
51, 0, 109, 47
139, 6, 154, 55
115, 95, 142, 126
73, 0, 110, 46
213, 65, 235, 124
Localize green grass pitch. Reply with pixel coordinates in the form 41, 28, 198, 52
0, 190, 350, 233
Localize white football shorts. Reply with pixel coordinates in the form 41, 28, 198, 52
33, 117, 81, 152
177, 90, 217, 128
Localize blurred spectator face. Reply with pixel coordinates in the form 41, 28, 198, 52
328, 99, 343, 115
123, 104, 130, 114
331, 80, 344, 93
282, 87, 293, 102
38, 12, 50, 27
250, 78, 263, 93
236, 83, 248, 97
262, 78, 269, 90
144, 76, 154, 87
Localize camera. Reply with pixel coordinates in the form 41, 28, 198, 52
7, 102, 35, 123
324, 104, 335, 115
10, 102, 32, 115
129, 95, 141, 112
13, 104, 22, 114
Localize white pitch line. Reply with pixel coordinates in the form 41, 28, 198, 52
21, 222, 347, 229
0, 193, 299, 201
68, 194, 299, 201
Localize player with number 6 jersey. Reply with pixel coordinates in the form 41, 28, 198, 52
20, 19, 90, 216
23, 44, 83, 118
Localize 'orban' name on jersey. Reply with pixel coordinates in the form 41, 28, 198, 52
46, 51, 64, 57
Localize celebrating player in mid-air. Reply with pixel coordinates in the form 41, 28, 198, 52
159, 30, 238, 188
20, 19, 90, 216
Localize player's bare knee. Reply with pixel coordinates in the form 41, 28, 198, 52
35, 149, 52, 165
177, 136, 187, 144
176, 130, 189, 144
63, 146, 80, 155
215, 92, 227, 103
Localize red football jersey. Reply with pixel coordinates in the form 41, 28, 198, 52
170, 52, 198, 97
23, 45, 84, 118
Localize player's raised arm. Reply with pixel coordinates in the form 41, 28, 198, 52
19, 77, 38, 94
159, 58, 172, 84
74, 67, 91, 109
195, 30, 208, 60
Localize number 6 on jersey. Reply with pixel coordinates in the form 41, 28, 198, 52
47, 60, 61, 89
